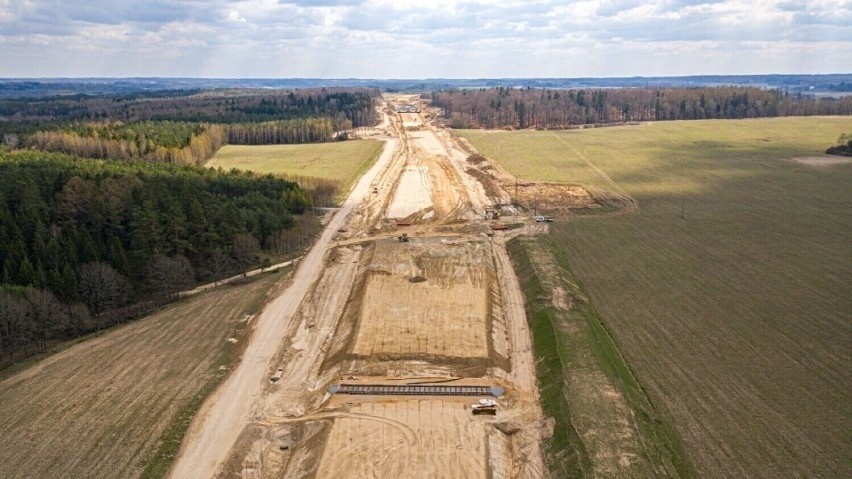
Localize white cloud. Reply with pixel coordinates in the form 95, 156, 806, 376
0, 0, 847, 77
227, 10, 246, 23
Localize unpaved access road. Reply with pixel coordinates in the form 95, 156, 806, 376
169, 97, 547, 479
168, 135, 399, 478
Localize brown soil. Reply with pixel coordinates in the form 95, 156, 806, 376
0, 271, 285, 479
166, 95, 547, 479
508, 181, 599, 213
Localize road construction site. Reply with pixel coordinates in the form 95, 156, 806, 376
169, 95, 549, 479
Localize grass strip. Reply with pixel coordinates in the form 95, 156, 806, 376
507, 236, 695, 478
506, 237, 591, 477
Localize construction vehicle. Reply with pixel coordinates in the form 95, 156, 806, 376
398, 233, 409, 242
471, 399, 497, 415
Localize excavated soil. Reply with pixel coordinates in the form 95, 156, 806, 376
507, 181, 599, 212
172, 96, 547, 479
315, 400, 491, 478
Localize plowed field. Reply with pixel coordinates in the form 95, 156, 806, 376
0, 272, 286, 479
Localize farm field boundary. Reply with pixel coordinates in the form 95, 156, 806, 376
507, 236, 692, 478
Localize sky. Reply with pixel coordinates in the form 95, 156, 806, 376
0, 0, 849, 78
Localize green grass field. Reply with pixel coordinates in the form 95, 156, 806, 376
208, 140, 384, 191
461, 117, 852, 478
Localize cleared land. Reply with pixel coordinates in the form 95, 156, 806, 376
0, 271, 287, 479
351, 239, 491, 359
209, 140, 384, 190
461, 117, 852, 478
189, 100, 546, 479
386, 166, 434, 219
315, 400, 490, 479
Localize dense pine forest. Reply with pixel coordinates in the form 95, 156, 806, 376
0, 150, 316, 365
430, 86, 852, 129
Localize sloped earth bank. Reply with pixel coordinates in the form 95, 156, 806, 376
506, 236, 690, 478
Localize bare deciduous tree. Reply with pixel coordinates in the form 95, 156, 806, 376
26, 288, 67, 353
148, 254, 194, 299
78, 262, 131, 320
3, 133, 19, 149
208, 249, 234, 285
0, 291, 30, 364
232, 234, 259, 277
266, 230, 288, 257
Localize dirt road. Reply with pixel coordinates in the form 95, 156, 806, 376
170, 97, 546, 478
168, 135, 399, 478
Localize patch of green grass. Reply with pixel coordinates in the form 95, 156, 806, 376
208, 140, 384, 193
472, 117, 852, 477
506, 237, 590, 477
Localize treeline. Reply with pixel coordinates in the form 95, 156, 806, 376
0, 88, 377, 127
0, 89, 379, 164
227, 118, 340, 145
23, 122, 226, 165
0, 150, 317, 364
14, 118, 346, 166
430, 87, 852, 129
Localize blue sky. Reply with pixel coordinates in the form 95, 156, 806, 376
0, 0, 848, 78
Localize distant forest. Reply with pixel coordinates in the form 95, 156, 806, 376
430, 86, 852, 129
0, 88, 378, 165
0, 150, 318, 364
0, 88, 377, 126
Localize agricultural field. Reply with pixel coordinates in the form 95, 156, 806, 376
460, 117, 852, 478
208, 140, 384, 191
0, 270, 288, 479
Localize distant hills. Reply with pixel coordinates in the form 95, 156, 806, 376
0, 74, 850, 98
